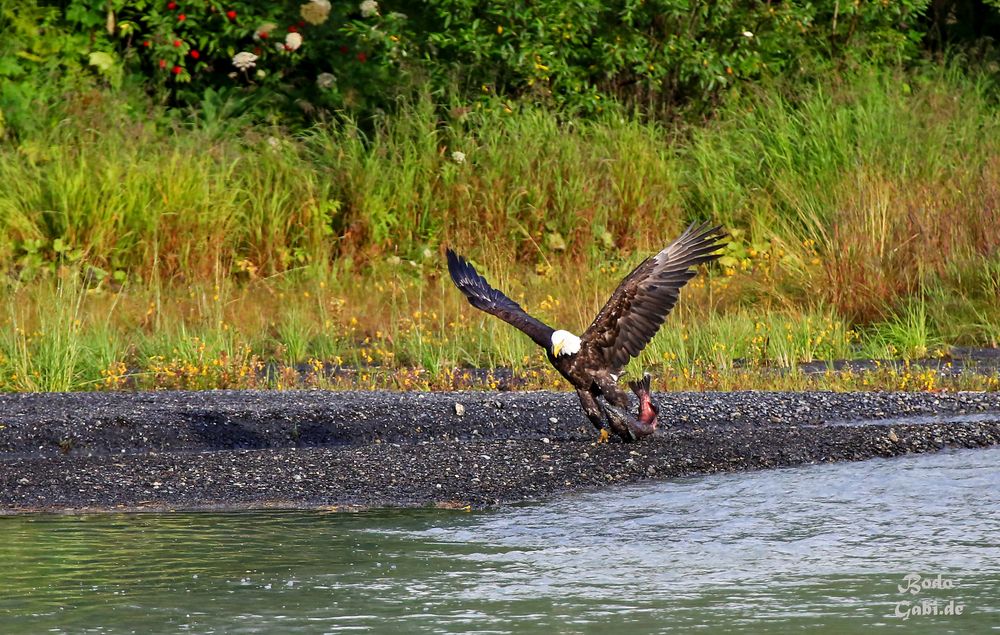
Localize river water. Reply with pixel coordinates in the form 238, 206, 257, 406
3, 447, 998, 634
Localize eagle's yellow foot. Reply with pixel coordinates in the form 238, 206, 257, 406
598, 429, 610, 444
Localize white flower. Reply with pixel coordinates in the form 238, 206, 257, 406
285, 32, 303, 51
254, 22, 276, 41
451, 150, 466, 164
300, 0, 331, 25
275, 42, 286, 52
360, 0, 378, 18
256, 69, 267, 78
232, 51, 258, 71
742, 30, 754, 38
316, 72, 336, 89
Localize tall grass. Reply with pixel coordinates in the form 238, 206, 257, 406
685, 68, 1000, 321
1, 277, 86, 391
0, 271, 986, 392
0, 66, 999, 391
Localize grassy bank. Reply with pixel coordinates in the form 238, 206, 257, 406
1, 67, 999, 392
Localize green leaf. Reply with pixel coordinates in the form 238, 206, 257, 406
15, 51, 44, 63
0, 57, 24, 77
88, 51, 116, 73
545, 231, 567, 252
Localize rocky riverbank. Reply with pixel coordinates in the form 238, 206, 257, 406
2, 390, 999, 513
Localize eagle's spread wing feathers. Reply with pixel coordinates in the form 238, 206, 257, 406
447, 249, 555, 349
581, 222, 726, 373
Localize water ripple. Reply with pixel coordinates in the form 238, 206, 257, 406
1, 447, 997, 634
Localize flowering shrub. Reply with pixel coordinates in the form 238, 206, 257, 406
62, 0, 414, 116
38, 0, 936, 120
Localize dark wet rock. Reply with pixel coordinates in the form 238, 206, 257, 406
0, 390, 999, 513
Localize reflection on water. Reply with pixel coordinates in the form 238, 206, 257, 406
1, 447, 998, 634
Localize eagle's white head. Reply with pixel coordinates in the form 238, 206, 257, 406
551, 330, 582, 357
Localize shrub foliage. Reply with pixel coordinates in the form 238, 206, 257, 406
2, 0, 944, 123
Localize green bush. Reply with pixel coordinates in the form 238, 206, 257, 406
421, 0, 929, 113
10, 0, 934, 124
0, 2, 97, 137
58, 0, 413, 115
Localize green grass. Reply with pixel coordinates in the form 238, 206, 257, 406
1, 276, 88, 391
0, 269, 992, 393
0, 65, 999, 392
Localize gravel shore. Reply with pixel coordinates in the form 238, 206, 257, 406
2, 390, 999, 514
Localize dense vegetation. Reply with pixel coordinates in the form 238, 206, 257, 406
1, 1, 999, 391
0, 0, 939, 125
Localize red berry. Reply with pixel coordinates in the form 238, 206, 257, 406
178, 13, 186, 21
297, 20, 306, 27
287, 25, 298, 33
259, 31, 269, 39
226, 10, 236, 20
167, 1, 176, 9
172, 65, 182, 75
357, 52, 367, 63
173, 40, 181, 47
159, 59, 167, 68
143, 40, 151, 47
190, 50, 200, 59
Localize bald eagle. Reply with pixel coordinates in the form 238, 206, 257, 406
446, 222, 726, 441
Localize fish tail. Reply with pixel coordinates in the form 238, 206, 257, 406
629, 373, 652, 397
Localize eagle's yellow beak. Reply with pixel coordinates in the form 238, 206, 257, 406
552, 341, 563, 356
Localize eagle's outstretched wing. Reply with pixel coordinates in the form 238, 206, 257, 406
447, 249, 555, 349
580, 222, 726, 373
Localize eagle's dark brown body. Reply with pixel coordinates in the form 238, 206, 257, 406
548, 350, 631, 436
448, 222, 725, 441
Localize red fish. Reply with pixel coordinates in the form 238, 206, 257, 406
630, 373, 659, 436
600, 374, 659, 441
